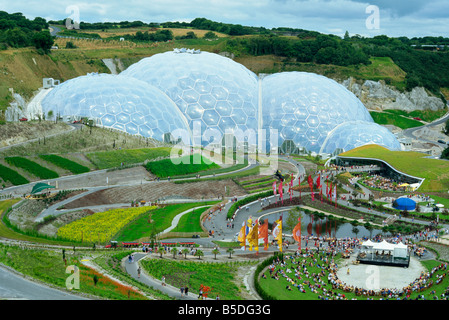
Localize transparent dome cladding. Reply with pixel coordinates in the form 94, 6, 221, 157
41, 73, 190, 142
41, 50, 402, 154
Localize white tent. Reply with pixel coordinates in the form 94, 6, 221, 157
393, 242, 409, 258
361, 240, 375, 248
374, 240, 396, 252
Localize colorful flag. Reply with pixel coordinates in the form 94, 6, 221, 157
237, 221, 246, 249
279, 181, 283, 204
308, 175, 314, 201
247, 221, 259, 252
292, 217, 301, 250
272, 216, 283, 252
333, 184, 337, 207
258, 219, 269, 250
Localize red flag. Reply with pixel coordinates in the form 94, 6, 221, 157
279, 181, 283, 204
308, 175, 314, 201
316, 175, 321, 190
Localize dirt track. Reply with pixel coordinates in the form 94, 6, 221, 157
63, 179, 247, 208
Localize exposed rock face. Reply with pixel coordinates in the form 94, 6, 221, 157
342, 77, 446, 112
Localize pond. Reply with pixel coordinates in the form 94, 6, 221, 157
260, 209, 389, 239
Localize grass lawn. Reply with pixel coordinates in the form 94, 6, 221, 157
0, 243, 146, 300
145, 154, 220, 178
339, 145, 449, 192
140, 258, 256, 300
369, 111, 424, 129
258, 251, 449, 300
86, 147, 172, 170
114, 201, 219, 242
175, 206, 212, 233
39, 154, 90, 174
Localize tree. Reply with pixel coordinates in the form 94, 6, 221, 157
212, 248, 220, 260
32, 30, 53, 53
171, 247, 178, 259
194, 249, 204, 260
93, 274, 99, 286
182, 248, 190, 259
203, 31, 218, 39
158, 246, 166, 258
344, 31, 350, 40
227, 248, 234, 259
441, 146, 449, 160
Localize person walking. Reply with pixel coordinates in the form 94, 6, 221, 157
137, 266, 141, 278
185, 286, 189, 296
180, 287, 184, 296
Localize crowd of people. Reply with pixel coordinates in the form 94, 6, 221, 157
263, 233, 449, 300
359, 174, 408, 192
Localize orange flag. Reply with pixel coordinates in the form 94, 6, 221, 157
293, 217, 301, 250
258, 219, 269, 250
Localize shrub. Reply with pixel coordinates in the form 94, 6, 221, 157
39, 154, 89, 174
5, 156, 58, 179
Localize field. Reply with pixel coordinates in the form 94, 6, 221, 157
5, 156, 59, 179
57, 206, 157, 243
0, 125, 166, 157
369, 111, 424, 129
0, 242, 146, 299
114, 202, 218, 242
39, 154, 90, 174
339, 144, 449, 191
145, 154, 221, 178
140, 258, 256, 300
86, 147, 172, 170
257, 252, 449, 300
0, 163, 29, 185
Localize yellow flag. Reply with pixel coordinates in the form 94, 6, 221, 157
237, 221, 246, 247
247, 222, 259, 252
272, 217, 283, 252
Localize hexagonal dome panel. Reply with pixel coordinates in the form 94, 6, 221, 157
320, 121, 402, 154
261, 71, 375, 153
41, 73, 191, 143
120, 51, 259, 146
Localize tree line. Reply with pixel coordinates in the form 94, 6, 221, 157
0, 11, 53, 52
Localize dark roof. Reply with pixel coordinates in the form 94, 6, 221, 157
31, 182, 55, 194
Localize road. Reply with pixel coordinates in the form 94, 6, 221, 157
402, 110, 449, 148
0, 265, 87, 300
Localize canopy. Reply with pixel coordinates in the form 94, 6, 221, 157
374, 240, 396, 251
31, 182, 55, 194
393, 197, 416, 211
399, 183, 409, 187
361, 240, 375, 247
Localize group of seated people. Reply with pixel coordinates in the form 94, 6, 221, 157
263, 245, 449, 300
360, 174, 407, 192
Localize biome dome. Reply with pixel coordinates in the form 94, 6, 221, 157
41, 73, 191, 143
261, 72, 375, 154
40, 49, 402, 154
121, 50, 259, 145
320, 121, 402, 154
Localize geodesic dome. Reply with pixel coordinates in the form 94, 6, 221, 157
261, 72, 374, 153
320, 121, 402, 154
41, 73, 191, 143
120, 51, 259, 146
39, 50, 402, 154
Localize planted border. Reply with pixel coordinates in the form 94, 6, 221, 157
0, 164, 29, 185
5, 156, 59, 179
39, 154, 90, 174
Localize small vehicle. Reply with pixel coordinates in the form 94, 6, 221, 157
19, 117, 28, 121
413, 117, 422, 121
438, 140, 447, 144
